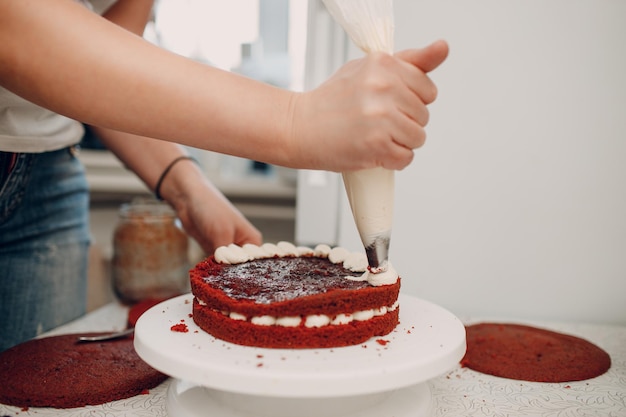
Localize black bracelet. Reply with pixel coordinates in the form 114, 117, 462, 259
154, 155, 197, 201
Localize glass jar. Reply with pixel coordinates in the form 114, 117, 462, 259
112, 199, 189, 304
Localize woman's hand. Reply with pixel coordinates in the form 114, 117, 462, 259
289, 40, 449, 172
168, 175, 263, 256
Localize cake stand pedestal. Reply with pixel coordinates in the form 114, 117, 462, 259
166, 379, 432, 417
135, 294, 466, 416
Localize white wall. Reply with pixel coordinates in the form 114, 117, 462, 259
333, 0, 626, 324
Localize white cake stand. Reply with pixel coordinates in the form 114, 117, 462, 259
135, 293, 466, 417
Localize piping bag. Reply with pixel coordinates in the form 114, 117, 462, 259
322, 0, 396, 273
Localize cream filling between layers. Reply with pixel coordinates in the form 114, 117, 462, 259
197, 299, 399, 329
213, 241, 398, 286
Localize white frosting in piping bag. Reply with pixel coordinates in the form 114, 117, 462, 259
342, 168, 394, 261
322, 0, 397, 273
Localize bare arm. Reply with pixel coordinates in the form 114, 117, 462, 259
0, 0, 292, 164
0, 0, 448, 172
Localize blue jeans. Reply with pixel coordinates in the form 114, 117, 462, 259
0, 147, 90, 352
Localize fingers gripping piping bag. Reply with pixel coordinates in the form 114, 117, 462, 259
322, 0, 396, 276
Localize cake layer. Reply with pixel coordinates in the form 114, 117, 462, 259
190, 256, 400, 317
0, 333, 167, 408
461, 323, 612, 382
193, 300, 400, 349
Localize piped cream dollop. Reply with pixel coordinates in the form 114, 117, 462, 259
212, 241, 398, 286
214, 244, 250, 264
365, 262, 398, 286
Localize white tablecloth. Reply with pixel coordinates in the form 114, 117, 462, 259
1, 302, 625, 417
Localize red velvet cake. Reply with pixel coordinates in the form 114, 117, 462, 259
461, 323, 612, 382
190, 242, 401, 349
0, 333, 167, 408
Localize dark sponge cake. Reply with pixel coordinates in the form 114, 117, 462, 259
461, 323, 611, 382
0, 333, 168, 408
190, 242, 401, 349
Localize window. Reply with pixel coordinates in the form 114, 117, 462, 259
144, 0, 308, 181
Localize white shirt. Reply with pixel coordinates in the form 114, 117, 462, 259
0, 86, 85, 153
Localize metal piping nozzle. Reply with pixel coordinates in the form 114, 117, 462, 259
365, 236, 390, 272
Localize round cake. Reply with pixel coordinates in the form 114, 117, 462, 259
0, 333, 168, 408
190, 242, 401, 349
461, 323, 612, 382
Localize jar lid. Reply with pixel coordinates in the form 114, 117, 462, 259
119, 198, 176, 221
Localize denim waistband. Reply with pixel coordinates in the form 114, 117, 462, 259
0, 146, 80, 191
